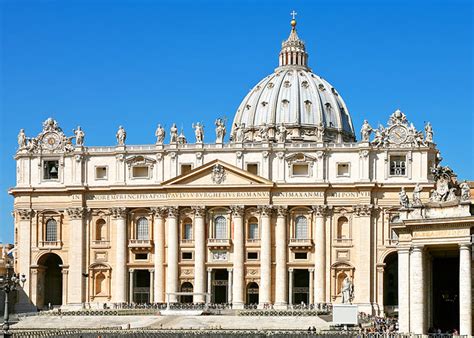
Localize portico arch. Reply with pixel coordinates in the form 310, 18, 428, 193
36, 253, 63, 309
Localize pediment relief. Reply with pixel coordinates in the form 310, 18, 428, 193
125, 155, 156, 168
162, 160, 273, 187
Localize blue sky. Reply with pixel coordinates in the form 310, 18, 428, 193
0, 0, 472, 243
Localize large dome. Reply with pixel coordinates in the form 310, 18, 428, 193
231, 19, 355, 143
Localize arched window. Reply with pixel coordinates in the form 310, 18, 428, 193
95, 219, 106, 241
295, 216, 308, 239
337, 217, 349, 239
248, 217, 259, 240
214, 216, 227, 239
183, 218, 193, 240
45, 219, 57, 242
136, 217, 149, 240
95, 272, 106, 295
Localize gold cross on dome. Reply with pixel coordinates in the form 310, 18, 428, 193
290, 10, 297, 20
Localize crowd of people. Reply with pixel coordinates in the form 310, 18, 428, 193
358, 313, 398, 333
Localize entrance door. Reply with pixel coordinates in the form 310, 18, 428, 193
432, 255, 459, 332
212, 269, 228, 304
246, 282, 259, 305
133, 270, 150, 303
37, 253, 63, 308
293, 269, 309, 305
180, 282, 193, 303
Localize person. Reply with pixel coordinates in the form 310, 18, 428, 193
116, 126, 126, 145
73, 126, 85, 146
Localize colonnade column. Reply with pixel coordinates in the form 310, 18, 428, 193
67, 207, 85, 305
274, 206, 288, 308
149, 269, 154, 303
227, 268, 233, 304
207, 268, 212, 303
309, 269, 314, 305
354, 204, 373, 309
192, 206, 206, 303
111, 207, 128, 303
152, 207, 166, 303
259, 205, 273, 307
166, 207, 179, 303
16, 209, 33, 308
397, 247, 410, 333
459, 243, 472, 336
288, 268, 294, 306
410, 245, 425, 335
312, 205, 328, 304
231, 206, 245, 309
129, 269, 134, 303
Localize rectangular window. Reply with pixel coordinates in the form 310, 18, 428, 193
248, 223, 259, 239
95, 166, 107, 180
43, 160, 59, 180
390, 155, 406, 176
337, 163, 350, 177
180, 164, 192, 175
135, 253, 148, 260
246, 163, 258, 175
247, 252, 258, 260
132, 166, 149, 178
294, 252, 308, 260
292, 163, 309, 176
182, 252, 193, 260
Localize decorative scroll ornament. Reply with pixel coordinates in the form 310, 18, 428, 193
370, 110, 429, 148
21, 118, 77, 154
211, 164, 226, 184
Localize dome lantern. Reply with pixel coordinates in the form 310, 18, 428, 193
278, 11, 309, 69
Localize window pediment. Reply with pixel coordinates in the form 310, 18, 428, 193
285, 153, 317, 167
125, 155, 156, 168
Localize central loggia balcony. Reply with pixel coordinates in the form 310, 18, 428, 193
288, 238, 313, 249
207, 238, 232, 249
128, 239, 153, 250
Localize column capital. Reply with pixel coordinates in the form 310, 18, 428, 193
308, 268, 315, 273
151, 207, 168, 218
459, 243, 472, 250
149, 269, 155, 273
230, 205, 245, 217
312, 205, 329, 217
167, 206, 179, 218
110, 207, 127, 219
192, 206, 206, 217
258, 205, 273, 217
227, 268, 233, 272
276, 205, 288, 217
129, 268, 135, 273
397, 247, 411, 254
288, 268, 294, 273
16, 208, 34, 220
66, 207, 86, 220
411, 245, 424, 253
207, 268, 213, 273
354, 204, 373, 217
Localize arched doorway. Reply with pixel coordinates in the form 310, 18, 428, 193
246, 282, 259, 305
37, 253, 63, 309
180, 282, 193, 303
383, 252, 398, 315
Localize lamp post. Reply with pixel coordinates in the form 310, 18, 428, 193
0, 262, 26, 337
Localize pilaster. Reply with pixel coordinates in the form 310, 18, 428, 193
312, 205, 328, 304
274, 206, 288, 308
66, 207, 86, 305
111, 207, 127, 303
459, 243, 472, 336
230, 205, 245, 309
258, 205, 273, 306
151, 207, 167, 303
166, 206, 179, 302
192, 206, 206, 303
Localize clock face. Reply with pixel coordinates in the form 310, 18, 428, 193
42, 132, 61, 150
388, 126, 408, 144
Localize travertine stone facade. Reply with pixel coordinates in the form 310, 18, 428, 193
10, 17, 473, 335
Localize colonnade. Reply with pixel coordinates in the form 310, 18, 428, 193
111, 205, 330, 309
398, 244, 472, 336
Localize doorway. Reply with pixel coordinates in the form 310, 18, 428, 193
133, 270, 150, 303
212, 269, 228, 304
37, 253, 63, 308
293, 269, 309, 305
246, 282, 259, 305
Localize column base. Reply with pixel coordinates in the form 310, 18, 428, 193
273, 303, 288, 310
258, 303, 273, 309
232, 302, 244, 310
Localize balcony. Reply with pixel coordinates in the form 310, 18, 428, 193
128, 239, 153, 251
288, 238, 313, 249
39, 241, 62, 249
180, 239, 194, 247
246, 238, 260, 247
207, 238, 232, 249
91, 240, 111, 249
333, 238, 353, 247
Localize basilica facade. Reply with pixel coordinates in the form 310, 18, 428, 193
10, 18, 473, 335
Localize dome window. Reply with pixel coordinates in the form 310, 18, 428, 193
318, 84, 325, 91
246, 104, 251, 110
267, 82, 274, 89
301, 81, 309, 88
331, 88, 339, 96
261, 101, 268, 107
304, 100, 312, 113
283, 81, 291, 88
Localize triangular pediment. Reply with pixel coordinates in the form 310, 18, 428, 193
161, 159, 274, 187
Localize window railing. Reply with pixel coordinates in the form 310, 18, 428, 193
180, 239, 194, 246
39, 240, 62, 248
288, 238, 313, 248
246, 238, 260, 245
207, 238, 231, 247
91, 240, 110, 247
333, 238, 352, 246
128, 239, 153, 248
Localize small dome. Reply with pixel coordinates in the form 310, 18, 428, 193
231, 18, 355, 143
